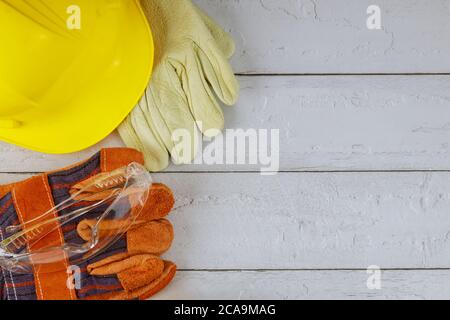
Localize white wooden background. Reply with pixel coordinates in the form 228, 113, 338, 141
2, 0, 450, 299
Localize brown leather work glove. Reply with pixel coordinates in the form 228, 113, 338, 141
73, 182, 176, 300
0, 148, 177, 300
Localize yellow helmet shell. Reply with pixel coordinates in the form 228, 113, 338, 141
0, 0, 153, 153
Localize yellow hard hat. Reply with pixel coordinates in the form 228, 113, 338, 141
0, 0, 153, 153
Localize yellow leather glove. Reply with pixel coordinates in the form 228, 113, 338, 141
118, 0, 239, 172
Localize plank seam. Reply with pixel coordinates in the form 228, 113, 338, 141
237, 73, 450, 77
178, 268, 450, 272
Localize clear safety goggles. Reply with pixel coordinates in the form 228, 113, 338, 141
0, 163, 152, 273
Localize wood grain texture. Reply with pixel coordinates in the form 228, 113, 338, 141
2, 76, 450, 172
2, 172, 450, 269
160, 172, 450, 269
195, 0, 450, 74
2, 0, 449, 300
153, 270, 450, 300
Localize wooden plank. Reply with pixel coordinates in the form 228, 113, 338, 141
195, 0, 450, 74
2, 76, 450, 172
154, 270, 450, 300
2, 171, 450, 269
160, 172, 450, 269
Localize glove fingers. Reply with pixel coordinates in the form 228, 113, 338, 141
88, 254, 161, 276
182, 52, 225, 136
77, 218, 126, 242
138, 261, 177, 300
141, 87, 174, 156
118, 258, 165, 292
134, 99, 170, 171
128, 219, 174, 256
139, 184, 175, 222
87, 254, 171, 298
193, 4, 236, 58
145, 63, 200, 164
85, 261, 177, 300
87, 253, 130, 273
124, 98, 169, 172
77, 184, 175, 242
118, 115, 145, 157
197, 45, 239, 107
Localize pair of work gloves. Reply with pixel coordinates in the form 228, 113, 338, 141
0, 148, 176, 300
119, 0, 239, 172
